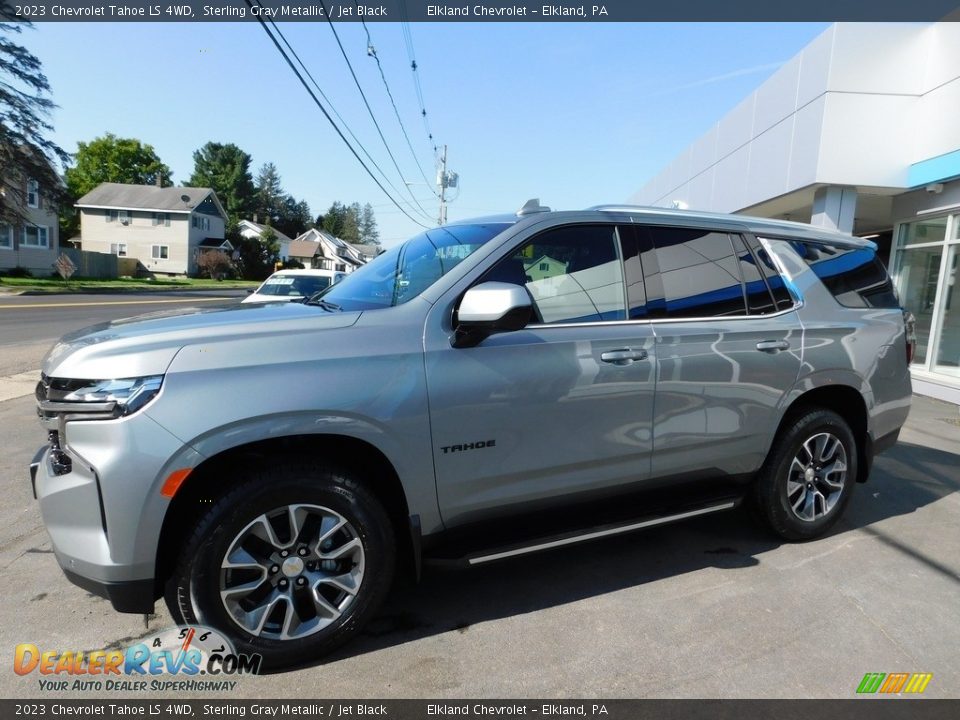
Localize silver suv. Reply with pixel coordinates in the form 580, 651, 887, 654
31, 202, 913, 667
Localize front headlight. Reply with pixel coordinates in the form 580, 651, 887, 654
37, 375, 164, 420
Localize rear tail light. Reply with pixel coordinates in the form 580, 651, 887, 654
903, 310, 917, 365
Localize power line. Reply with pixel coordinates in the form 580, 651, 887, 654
398, 0, 436, 158
317, 0, 435, 222
355, 6, 439, 198
244, 0, 429, 230
259, 12, 430, 222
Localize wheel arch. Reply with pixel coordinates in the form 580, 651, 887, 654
154, 432, 418, 599
776, 382, 871, 484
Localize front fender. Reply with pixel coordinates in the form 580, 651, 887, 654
131, 411, 441, 580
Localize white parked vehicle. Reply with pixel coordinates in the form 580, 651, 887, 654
241, 269, 336, 304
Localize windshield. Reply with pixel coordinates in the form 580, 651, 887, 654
257, 275, 331, 297
314, 223, 512, 311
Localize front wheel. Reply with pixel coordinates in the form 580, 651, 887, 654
165, 462, 395, 669
753, 408, 858, 541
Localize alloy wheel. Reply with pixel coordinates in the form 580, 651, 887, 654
219, 504, 365, 640
786, 432, 848, 522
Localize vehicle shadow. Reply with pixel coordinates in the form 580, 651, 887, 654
321, 440, 958, 667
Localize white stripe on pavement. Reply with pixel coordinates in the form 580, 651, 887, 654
0, 370, 39, 403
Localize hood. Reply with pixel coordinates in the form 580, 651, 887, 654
42, 301, 361, 380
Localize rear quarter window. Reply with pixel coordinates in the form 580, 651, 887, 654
792, 241, 899, 309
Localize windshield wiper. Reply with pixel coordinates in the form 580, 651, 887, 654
303, 294, 341, 312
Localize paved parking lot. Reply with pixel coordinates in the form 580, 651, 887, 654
0, 301, 957, 698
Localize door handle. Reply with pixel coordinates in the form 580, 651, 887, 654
756, 340, 790, 352
601, 348, 648, 365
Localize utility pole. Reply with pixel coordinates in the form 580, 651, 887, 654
437, 144, 448, 226
436, 144, 458, 226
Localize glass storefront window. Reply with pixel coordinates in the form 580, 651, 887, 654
900, 216, 948, 247
933, 246, 959, 376
897, 244, 944, 365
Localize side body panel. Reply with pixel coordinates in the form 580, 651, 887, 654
650, 310, 804, 479
765, 238, 912, 444
425, 323, 656, 527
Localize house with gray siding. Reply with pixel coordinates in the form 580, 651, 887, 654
76, 183, 227, 276
0, 174, 60, 275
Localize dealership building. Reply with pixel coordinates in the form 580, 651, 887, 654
631, 22, 960, 404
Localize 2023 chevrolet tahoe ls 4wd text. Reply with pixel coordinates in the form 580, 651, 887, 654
31, 202, 913, 668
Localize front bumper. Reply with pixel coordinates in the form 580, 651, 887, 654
30, 407, 201, 614
62, 569, 156, 614
32, 442, 157, 613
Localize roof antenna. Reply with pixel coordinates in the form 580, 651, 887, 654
517, 198, 551, 216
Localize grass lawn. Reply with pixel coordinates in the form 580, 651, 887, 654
0, 276, 259, 294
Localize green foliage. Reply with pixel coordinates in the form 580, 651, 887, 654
321, 201, 358, 242
65, 133, 172, 198
188, 142, 255, 225
229, 222, 279, 281
319, 201, 379, 245
253, 162, 311, 239
0, 15, 70, 227
254, 162, 283, 220
359, 203, 380, 245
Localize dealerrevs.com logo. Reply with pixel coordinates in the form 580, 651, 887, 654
14, 626, 261, 692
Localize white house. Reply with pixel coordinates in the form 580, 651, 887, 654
282, 228, 365, 273
75, 183, 228, 276
237, 219, 292, 249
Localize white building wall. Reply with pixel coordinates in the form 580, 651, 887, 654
81, 210, 192, 274
631, 22, 960, 212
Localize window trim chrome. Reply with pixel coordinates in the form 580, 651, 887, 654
523, 301, 802, 330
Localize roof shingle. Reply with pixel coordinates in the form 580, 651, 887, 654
76, 183, 219, 213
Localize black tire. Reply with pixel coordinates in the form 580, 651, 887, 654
165, 461, 395, 669
752, 408, 858, 541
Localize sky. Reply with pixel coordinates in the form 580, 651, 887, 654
20, 21, 829, 246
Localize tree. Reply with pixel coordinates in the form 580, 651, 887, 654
65, 133, 172, 197
359, 203, 380, 245
0, 14, 70, 227
253, 162, 311, 238
321, 201, 360, 243
231, 223, 279, 281
188, 142, 255, 225
254, 162, 284, 221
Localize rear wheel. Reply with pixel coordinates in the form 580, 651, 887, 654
165, 462, 395, 669
753, 408, 858, 541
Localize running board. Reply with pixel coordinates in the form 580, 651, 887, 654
427, 498, 740, 568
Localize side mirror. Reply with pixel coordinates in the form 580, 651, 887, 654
453, 282, 533, 348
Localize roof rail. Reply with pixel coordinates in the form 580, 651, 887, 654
517, 198, 551, 216
588, 204, 704, 213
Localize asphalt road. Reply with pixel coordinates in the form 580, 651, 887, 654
0, 290, 246, 376
0, 294, 958, 699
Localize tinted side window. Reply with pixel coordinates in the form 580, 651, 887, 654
793, 242, 899, 309
645, 226, 746, 318
748, 236, 794, 310
731, 234, 777, 315
617, 224, 664, 319
483, 224, 626, 324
